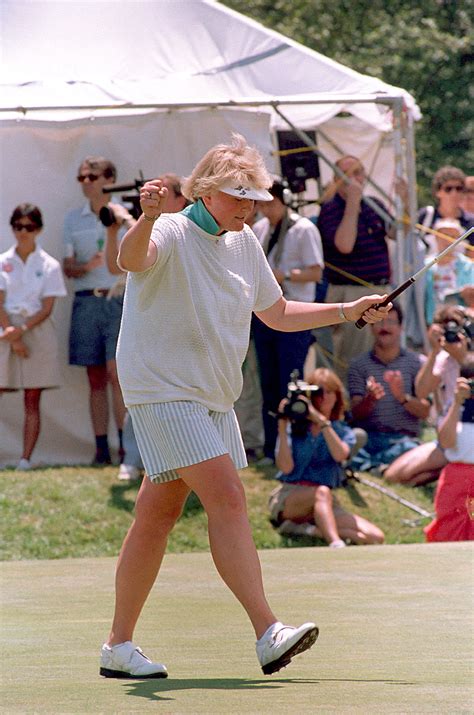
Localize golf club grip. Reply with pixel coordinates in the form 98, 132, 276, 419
355, 278, 415, 329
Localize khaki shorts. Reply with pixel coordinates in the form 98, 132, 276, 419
0, 314, 62, 389
268, 482, 345, 524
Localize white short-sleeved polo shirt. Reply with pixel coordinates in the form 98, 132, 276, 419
0, 245, 67, 315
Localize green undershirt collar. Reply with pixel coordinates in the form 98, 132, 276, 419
181, 199, 224, 236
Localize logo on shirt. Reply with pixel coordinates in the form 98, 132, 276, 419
1, 262, 13, 273
35, 270, 43, 278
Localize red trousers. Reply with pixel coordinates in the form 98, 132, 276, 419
425, 463, 474, 542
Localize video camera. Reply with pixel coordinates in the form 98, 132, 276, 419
280, 370, 323, 422
99, 172, 151, 227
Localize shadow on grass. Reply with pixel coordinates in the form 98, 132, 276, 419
123, 676, 415, 702
341, 480, 369, 508
108, 482, 204, 517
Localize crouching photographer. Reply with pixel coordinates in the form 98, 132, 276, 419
269, 368, 384, 548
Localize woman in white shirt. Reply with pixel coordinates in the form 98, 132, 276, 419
0, 204, 66, 470
99, 135, 392, 681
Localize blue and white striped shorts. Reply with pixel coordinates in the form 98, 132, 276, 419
128, 401, 248, 484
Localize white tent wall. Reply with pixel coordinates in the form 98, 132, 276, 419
0, 0, 421, 467
0, 108, 274, 467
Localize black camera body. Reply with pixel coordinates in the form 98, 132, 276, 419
282, 371, 323, 422
443, 318, 473, 344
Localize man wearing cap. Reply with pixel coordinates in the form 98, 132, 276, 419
252, 178, 324, 463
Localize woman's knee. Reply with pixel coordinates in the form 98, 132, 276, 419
365, 527, 385, 544
314, 485, 332, 503
134, 480, 187, 535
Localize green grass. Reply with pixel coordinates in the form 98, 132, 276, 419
0, 463, 436, 561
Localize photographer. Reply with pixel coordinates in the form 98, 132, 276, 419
425, 355, 474, 542
269, 368, 384, 548
384, 305, 472, 486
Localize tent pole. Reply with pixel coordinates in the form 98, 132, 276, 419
391, 98, 406, 346
405, 110, 429, 350
272, 104, 395, 227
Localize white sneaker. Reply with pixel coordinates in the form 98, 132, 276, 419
118, 464, 141, 482
329, 539, 346, 549
16, 458, 32, 471
256, 621, 319, 675
99, 641, 168, 679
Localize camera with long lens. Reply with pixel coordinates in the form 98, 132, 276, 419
281, 370, 323, 422
99, 173, 150, 227
443, 318, 473, 345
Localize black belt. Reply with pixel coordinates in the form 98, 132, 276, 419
75, 288, 110, 298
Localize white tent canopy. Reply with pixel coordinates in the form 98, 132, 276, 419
0, 0, 421, 467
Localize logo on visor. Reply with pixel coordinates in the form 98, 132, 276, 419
234, 186, 251, 197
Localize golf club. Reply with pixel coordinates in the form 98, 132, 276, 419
355, 225, 474, 329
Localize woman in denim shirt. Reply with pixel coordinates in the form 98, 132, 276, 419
270, 368, 384, 548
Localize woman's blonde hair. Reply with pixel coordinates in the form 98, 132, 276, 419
307, 367, 346, 421
181, 134, 272, 201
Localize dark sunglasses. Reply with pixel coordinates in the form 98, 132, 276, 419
12, 222, 39, 232
442, 185, 465, 193
77, 173, 103, 183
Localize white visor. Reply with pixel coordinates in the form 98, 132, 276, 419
219, 183, 273, 201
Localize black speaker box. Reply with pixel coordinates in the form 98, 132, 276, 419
277, 130, 320, 193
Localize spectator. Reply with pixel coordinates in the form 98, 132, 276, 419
424, 218, 474, 325
425, 355, 474, 542
105, 173, 188, 481
0, 204, 66, 469
252, 178, 324, 463
63, 156, 129, 465
317, 155, 402, 381
418, 166, 474, 256
386, 305, 472, 486
460, 176, 474, 215
269, 368, 384, 547
348, 302, 430, 475
99, 134, 391, 680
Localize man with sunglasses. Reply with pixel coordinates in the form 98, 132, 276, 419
64, 156, 130, 465
418, 165, 474, 257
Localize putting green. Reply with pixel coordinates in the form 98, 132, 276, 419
1, 543, 473, 713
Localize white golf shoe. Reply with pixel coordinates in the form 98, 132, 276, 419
256, 621, 319, 675
99, 641, 168, 679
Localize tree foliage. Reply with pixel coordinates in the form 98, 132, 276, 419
222, 0, 473, 199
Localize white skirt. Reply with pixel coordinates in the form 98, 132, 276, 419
0, 314, 62, 390
129, 400, 247, 483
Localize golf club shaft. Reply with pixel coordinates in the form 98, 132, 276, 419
355, 225, 474, 329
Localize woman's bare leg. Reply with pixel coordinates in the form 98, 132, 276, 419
312, 485, 340, 545
107, 476, 190, 646
23, 388, 43, 460
334, 510, 384, 544
384, 443, 446, 486
177, 455, 276, 639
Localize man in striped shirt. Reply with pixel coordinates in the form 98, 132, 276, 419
347, 303, 430, 474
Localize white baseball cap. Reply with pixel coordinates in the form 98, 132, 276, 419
219, 183, 273, 201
